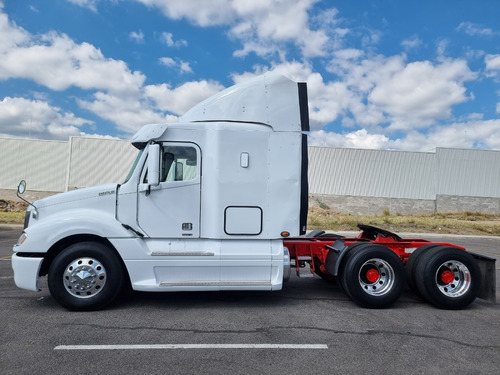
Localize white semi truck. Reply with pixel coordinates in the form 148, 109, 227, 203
12, 73, 496, 311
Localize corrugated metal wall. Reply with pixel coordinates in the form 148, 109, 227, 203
308, 147, 500, 199
308, 147, 436, 199
437, 148, 500, 198
67, 137, 138, 189
0, 137, 68, 192
0, 136, 138, 192
1, 137, 499, 201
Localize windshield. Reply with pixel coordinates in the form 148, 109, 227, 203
123, 149, 144, 183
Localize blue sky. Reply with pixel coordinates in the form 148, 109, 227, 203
0, 0, 499, 151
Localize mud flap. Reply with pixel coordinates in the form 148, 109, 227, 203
469, 252, 496, 303
324, 239, 346, 276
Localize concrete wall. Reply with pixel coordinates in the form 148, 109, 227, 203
311, 194, 437, 215
436, 195, 500, 214
311, 194, 500, 215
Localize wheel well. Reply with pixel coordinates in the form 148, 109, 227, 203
39, 234, 127, 282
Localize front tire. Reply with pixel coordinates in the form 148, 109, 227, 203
48, 242, 124, 311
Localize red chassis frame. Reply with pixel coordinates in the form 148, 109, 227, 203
283, 225, 465, 276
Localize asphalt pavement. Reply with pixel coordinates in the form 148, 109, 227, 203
1, 225, 499, 375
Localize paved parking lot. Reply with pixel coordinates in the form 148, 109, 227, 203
1, 225, 499, 375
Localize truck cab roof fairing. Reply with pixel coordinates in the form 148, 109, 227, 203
130, 72, 309, 148
180, 72, 309, 132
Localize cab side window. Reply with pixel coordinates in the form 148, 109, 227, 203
160, 146, 198, 182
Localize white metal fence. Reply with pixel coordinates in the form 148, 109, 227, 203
0, 137, 137, 192
1, 136, 499, 212
308, 147, 500, 199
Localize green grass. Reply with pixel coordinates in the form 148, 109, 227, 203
0, 212, 25, 225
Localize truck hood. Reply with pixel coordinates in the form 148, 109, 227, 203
32, 183, 118, 210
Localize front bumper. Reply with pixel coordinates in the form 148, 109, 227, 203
12, 253, 44, 292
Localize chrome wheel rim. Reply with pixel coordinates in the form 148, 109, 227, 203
358, 258, 395, 296
63, 257, 106, 298
435, 260, 471, 298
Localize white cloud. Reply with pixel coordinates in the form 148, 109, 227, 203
1, 0, 496, 152
485, 54, 500, 81
144, 80, 225, 116
136, 0, 235, 26
0, 32, 146, 95
0, 5, 30, 53
422, 120, 500, 150
158, 57, 176, 67
231, 0, 330, 59
309, 129, 390, 149
129, 30, 145, 43
369, 59, 476, 130
324, 53, 477, 131
457, 22, 497, 37
159, 57, 193, 73
160, 32, 187, 47
66, 0, 99, 12
179, 61, 193, 73
401, 35, 422, 50
77, 92, 170, 134
236, 58, 487, 151
0, 97, 92, 139
309, 119, 500, 152
136, 0, 329, 60
0, 3, 234, 139
230, 61, 348, 129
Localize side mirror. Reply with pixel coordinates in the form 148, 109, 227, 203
148, 144, 161, 187
16, 180, 38, 217
17, 180, 26, 195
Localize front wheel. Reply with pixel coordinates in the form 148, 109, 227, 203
339, 244, 404, 308
48, 242, 125, 311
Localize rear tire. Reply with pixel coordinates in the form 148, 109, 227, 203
339, 244, 404, 308
336, 242, 367, 297
48, 241, 124, 311
414, 246, 480, 309
405, 244, 439, 295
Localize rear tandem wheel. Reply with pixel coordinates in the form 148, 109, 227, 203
338, 243, 405, 308
405, 244, 440, 296
414, 246, 480, 310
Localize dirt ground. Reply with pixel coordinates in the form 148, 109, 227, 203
0, 199, 28, 212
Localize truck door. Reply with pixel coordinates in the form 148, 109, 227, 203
137, 143, 201, 238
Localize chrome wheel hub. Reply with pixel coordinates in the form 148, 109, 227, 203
435, 260, 471, 298
358, 258, 395, 296
63, 257, 106, 298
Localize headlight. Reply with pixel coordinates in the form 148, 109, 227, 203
16, 232, 28, 246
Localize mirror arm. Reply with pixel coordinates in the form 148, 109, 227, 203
16, 180, 38, 217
